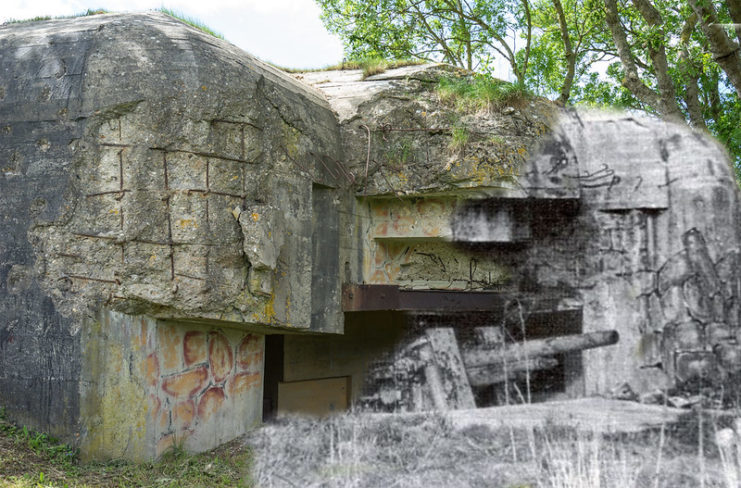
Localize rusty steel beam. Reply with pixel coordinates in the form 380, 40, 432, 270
341, 284, 579, 313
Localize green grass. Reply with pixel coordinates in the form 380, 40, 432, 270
0, 410, 253, 487
1, 9, 109, 25
437, 74, 532, 113
449, 126, 470, 151
157, 7, 224, 39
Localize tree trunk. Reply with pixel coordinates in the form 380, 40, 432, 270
678, 13, 708, 131
553, 0, 576, 105
604, 0, 671, 117
520, 0, 533, 83
687, 0, 741, 98
630, 0, 684, 123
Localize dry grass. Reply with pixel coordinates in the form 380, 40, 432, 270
246, 409, 741, 488
247, 412, 539, 487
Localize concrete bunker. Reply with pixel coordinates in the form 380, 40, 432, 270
1, 12, 741, 461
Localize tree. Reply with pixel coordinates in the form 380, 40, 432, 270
598, 0, 741, 165
528, 0, 611, 104
315, 0, 741, 169
316, 0, 534, 83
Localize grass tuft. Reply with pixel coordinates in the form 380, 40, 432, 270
156, 7, 224, 39
359, 57, 389, 78
449, 126, 469, 152
2, 9, 109, 25
437, 74, 531, 113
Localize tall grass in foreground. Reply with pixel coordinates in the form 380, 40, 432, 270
246, 410, 741, 488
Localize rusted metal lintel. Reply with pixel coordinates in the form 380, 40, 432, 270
342, 284, 580, 313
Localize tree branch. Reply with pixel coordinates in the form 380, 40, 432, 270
677, 13, 707, 130
553, 0, 576, 104
604, 0, 668, 114
727, 0, 741, 48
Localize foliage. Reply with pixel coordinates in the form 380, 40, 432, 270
157, 8, 225, 39
0, 410, 252, 487
315, 0, 534, 82
340, 57, 426, 78
275, 58, 424, 74
526, 0, 611, 104
316, 0, 741, 176
595, 0, 741, 167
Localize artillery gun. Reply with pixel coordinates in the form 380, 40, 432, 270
361, 325, 619, 412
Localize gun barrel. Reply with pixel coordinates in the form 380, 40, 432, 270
463, 330, 619, 369
467, 357, 560, 386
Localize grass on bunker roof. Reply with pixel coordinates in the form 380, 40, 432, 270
1, 9, 109, 25
1, 8, 225, 42
0, 411, 253, 488
277, 58, 426, 77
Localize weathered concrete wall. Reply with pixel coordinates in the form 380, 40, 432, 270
559, 113, 741, 394
8, 13, 343, 328
0, 12, 343, 459
79, 311, 263, 461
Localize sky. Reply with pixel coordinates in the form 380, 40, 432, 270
1, 0, 345, 69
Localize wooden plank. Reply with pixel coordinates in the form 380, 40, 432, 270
425, 328, 476, 409
277, 377, 350, 417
